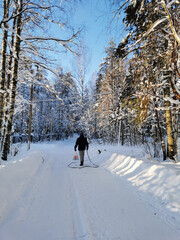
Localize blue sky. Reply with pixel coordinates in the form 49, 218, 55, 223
55, 0, 126, 84
72, 1, 111, 81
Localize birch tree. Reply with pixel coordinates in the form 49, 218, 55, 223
72, 40, 90, 132
1, 0, 23, 160
0, 0, 80, 160
0, 0, 11, 131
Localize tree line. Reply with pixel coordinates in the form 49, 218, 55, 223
0, 0, 179, 162
95, 0, 180, 162
0, 0, 80, 160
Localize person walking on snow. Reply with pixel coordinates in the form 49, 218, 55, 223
74, 132, 89, 166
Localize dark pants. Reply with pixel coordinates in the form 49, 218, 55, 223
79, 150, 85, 165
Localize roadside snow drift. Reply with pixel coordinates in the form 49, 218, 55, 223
101, 145, 180, 230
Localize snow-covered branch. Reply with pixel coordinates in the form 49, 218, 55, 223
24, 32, 79, 44
161, 0, 180, 46
121, 17, 167, 56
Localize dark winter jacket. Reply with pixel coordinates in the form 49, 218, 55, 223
74, 134, 88, 151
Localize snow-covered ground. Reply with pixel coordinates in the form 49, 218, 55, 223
0, 137, 180, 240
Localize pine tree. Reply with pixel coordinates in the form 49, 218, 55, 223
111, 0, 180, 161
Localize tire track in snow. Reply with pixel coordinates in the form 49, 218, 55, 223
68, 173, 94, 240
7, 156, 53, 223
0, 153, 48, 226
0, 150, 76, 240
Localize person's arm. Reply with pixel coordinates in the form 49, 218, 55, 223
86, 139, 89, 150
74, 139, 78, 151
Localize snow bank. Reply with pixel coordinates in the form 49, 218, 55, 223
0, 147, 44, 227
100, 144, 180, 230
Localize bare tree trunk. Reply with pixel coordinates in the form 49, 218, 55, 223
1, 0, 23, 161
172, 103, 178, 162
164, 85, 175, 160
1, 16, 16, 150
27, 84, 34, 150
118, 120, 121, 145
73, 41, 89, 131
171, 38, 179, 163
121, 120, 124, 145
0, 0, 10, 131
155, 108, 166, 160
152, 90, 166, 160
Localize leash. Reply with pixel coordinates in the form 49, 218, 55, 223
86, 150, 99, 168
68, 150, 99, 169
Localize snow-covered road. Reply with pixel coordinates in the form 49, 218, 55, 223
0, 140, 180, 240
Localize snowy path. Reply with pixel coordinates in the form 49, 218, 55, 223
0, 141, 180, 240
69, 166, 179, 240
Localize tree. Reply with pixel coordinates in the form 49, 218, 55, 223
72, 40, 90, 132
1, 0, 23, 160
0, 0, 80, 160
0, 0, 12, 131
95, 39, 130, 143
110, 0, 180, 161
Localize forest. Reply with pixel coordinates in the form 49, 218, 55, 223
0, 0, 179, 162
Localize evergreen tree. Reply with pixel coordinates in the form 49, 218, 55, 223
110, 0, 180, 161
